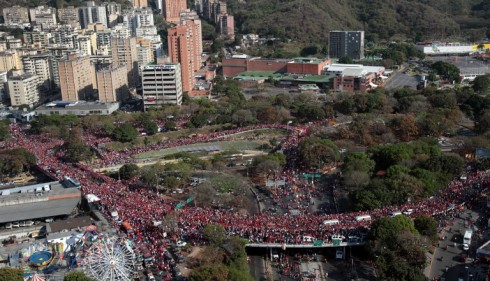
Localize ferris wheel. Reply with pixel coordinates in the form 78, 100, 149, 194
78, 236, 136, 281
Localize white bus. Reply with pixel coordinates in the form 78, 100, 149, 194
323, 219, 340, 225
355, 215, 371, 222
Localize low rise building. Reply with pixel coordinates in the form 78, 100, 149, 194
2, 6, 30, 26
7, 74, 40, 107
36, 100, 120, 115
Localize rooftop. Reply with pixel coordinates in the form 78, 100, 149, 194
47, 216, 93, 233
9, 74, 37, 81
37, 100, 119, 111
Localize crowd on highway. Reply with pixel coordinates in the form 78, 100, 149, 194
3, 122, 490, 276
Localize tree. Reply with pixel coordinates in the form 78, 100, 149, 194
299, 137, 340, 168
430, 61, 461, 82
119, 163, 140, 180
477, 110, 490, 133
0, 267, 23, 281
472, 75, 490, 93
64, 128, 92, 162
144, 121, 158, 135
338, 56, 354, 64
189, 263, 229, 281
0, 120, 10, 141
64, 271, 94, 281
165, 120, 177, 131
113, 124, 138, 142
391, 115, 418, 141
424, 154, 464, 177
414, 215, 438, 240
203, 224, 226, 246
231, 109, 256, 126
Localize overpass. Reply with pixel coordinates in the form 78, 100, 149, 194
246, 241, 366, 248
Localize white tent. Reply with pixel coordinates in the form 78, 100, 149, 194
85, 194, 101, 203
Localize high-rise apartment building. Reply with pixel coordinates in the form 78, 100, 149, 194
136, 38, 154, 70
2, 6, 30, 26
23, 31, 50, 48
111, 37, 139, 87
329, 31, 365, 60
8, 74, 40, 107
79, 1, 108, 29
96, 64, 129, 102
105, 2, 122, 28
0, 72, 8, 102
218, 14, 234, 38
141, 63, 182, 109
132, 0, 148, 8
22, 54, 53, 92
167, 20, 202, 93
0, 51, 22, 73
121, 8, 154, 36
163, 0, 187, 23
78, 36, 93, 56
29, 6, 57, 29
58, 54, 94, 101
58, 6, 79, 28
51, 25, 78, 48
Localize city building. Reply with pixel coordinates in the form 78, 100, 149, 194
167, 20, 202, 93
58, 54, 94, 101
416, 42, 490, 55
2, 6, 30, 26
36, 100, 120, 115
217, 14, 234, 38
111, 23, 132, 39
7, 74, 40, 107
78, 36, 93, 56
111, 37, 139, 87
222, 55, 330, 77
79, 1, 108, 29
57, 6, 80, 28
0, 72, 8, 102
23, 31, 50, 48
141, 63, 183, 109
104, 2, 122, 28
163, 0, 187, 23
0, 180, 81, 225
136, 39, 155, 69
179, 9, 199, 22
96, 64, 129, 102
328, 31, 365, 60
132, 0, 148, 8
121, 8, 154, 36
6, 37, 23, 50
96, 29, 113, 53
0, 51, 22, 73
325, 64, 384, 92
22, 54, 53, 92
29, 6, 57, 29
51, 25, 78, 49
156, 0, 163, 12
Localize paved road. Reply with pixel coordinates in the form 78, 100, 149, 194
429, 207, 488, 281
384, 71, 420, 90
249, 255, 266, 281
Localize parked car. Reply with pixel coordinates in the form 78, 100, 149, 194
176, 241, 187, 247
5, 223, 12, 229
12, 222, 20, 228
24, 221, 35, 226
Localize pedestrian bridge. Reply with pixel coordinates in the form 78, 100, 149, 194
246, 241, 366, 248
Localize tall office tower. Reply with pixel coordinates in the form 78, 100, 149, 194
141, 63, 182, 109
167, 20, 202, 93
2, 6, 30, 26
163, 0, 187, 23
0, 51, 22, 73
105, 2, 122, 28
8, 74, 40, 107
58, 54, 94, 101
132, 0, 148, 8
328, 31, 365, 60
79, 1, 108, 29
111, 37, 139, 88
22, 54, 53, 92
96, 64, 129, 102
58, 6, 80, 28
29, 6, 57, 29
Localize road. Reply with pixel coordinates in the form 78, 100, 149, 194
249, 255, 266, 281
384, 71, 420, 90
429, 207, 488, 281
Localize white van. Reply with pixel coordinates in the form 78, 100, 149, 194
323, 219, 340, 225
403, 209, 413, 215
390, 211, 402, 217
355, 215, 371, 222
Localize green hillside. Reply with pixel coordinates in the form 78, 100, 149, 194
228, 0, 490, 43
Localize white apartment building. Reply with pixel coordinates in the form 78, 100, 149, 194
141, 63, 182, 109
29, 6, 57, 29
78, 36, 93, 56
121, 8, 154, 36
79, 1, 108, 29
22, 54, 53, 91
8, 74, 40, 107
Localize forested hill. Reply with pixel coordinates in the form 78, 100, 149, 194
227, 0, 490, 43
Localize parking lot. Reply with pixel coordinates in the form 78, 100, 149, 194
427, 56, 490, 75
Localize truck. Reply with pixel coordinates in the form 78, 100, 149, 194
121, 221, 134, 234
463, 229, 472, 250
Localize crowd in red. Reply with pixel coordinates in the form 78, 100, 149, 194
3, 123, 490, 276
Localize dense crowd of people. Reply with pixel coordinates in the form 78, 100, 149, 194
2, 122, 490, 277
